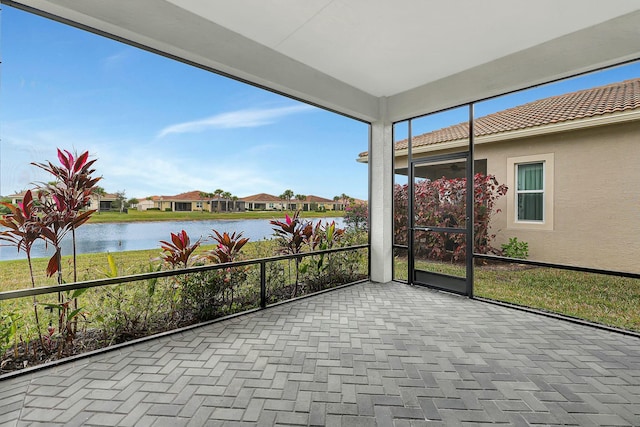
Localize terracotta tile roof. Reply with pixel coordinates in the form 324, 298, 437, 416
9, 190, 119, 199
302, 195, 334, 203
7, 191, 28, 198
152, 190, 208, 201
360, 78, 640, 157
240, 193, 283, 202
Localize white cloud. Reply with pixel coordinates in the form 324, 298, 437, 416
157, 105, 315, 138
90, 145, 285, 199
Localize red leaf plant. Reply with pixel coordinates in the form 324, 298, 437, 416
160, 230, 201, 269
206, 230, 249, 264
32, 149, 100, 279
0, 190, 54, 347
1, 149, 100, 356
270, 211, 313, 255
394, 173, 507, 263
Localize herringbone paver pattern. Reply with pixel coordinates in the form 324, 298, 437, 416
1, 282, 639, 426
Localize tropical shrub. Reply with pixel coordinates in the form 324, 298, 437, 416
94, 257, 171, 344
501, 237, 529, 259
179, 229, 255, 321
0, 149, 100, 356
205, 230, 249, 264
160, 229, 201, 268
270, 211, 313, 297
0, 311, 21, 363
269, 211, 365, 298
344, 202, 368, 231
394, 173, 507, 262
0, 198, 10, 214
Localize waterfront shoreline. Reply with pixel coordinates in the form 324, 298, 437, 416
87, 210, 344, 224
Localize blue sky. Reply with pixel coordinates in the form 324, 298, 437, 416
0, 6, 369, 200
2, 6, 639, 200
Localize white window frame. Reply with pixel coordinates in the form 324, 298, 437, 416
515, 162, 545, 223
507, 153, 554, 231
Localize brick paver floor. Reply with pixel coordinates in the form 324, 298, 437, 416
1, 281, 639, 426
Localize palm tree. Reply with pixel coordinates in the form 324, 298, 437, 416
334, 193, 352, 210
295, 194, 306, 211
230, 195, 239, 212
198, 192, 206, 213
280, 189, 294, 211
222, 191, 232, 212
214, 189, 223, 213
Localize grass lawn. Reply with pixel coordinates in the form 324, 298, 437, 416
393, 257, 640, 332
89, 210, 344, 223
0, 240, 278, 292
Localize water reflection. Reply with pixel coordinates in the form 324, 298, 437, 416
0, 218, 344, 261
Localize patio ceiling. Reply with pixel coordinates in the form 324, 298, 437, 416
6, 0, 640, 121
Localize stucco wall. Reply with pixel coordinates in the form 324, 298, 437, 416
478, 120, 640, 273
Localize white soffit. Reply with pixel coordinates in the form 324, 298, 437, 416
166, 0, 640, 97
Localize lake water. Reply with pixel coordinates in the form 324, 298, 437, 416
0, 217, 344, 261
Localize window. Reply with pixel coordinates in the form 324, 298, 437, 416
506, 153, 554, 230
516, 162, 544, 221
174, 202, 191, 211
196, 201, 203, 209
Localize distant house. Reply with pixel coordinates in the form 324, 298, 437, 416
146, 191, 209, 212
89, 192, 119, 212
239, 193, 343, 211
172, 191, 204, 212
296, 195, 342, 211
241, 193, 285, 211
7, 191, 27, 206
358, 78, 640, 273
136, 198, 155, 211
8, 190, 118, 212
140, 191, 244, 212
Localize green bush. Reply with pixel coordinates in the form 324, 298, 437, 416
179, 267, 256, 322
0, 200, 11, 215
501, 237, 529, 259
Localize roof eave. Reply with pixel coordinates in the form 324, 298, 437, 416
357, 108, 640, 163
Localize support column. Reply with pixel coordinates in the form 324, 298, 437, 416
369, 98, 393, 283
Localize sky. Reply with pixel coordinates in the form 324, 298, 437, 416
0, 6, 369, 200
1, 6, 639, 200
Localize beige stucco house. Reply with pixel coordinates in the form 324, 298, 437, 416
240, 193, 344, 211
295, 195, 343, 211
143, 190, 243, 212
7, 191, 27, 206
88, 192, 119, 212
241, 193, 285, 211
360, 78, 640, 274
8, 190, 119, 212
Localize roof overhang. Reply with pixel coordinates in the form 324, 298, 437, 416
5, 0, 640, 122
357, 108, 640, 164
